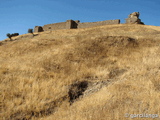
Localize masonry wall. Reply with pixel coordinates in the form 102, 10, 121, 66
125, 18, 142, 24
34, 26, 44, 32
78, 19, 120, 29
34, 19, 120, 33
43, 22, 67, 31
42, 20, 79, 31
66, 20, 79, 29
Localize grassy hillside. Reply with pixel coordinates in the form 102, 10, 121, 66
1, 24, 160, 120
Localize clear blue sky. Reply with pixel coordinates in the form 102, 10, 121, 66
0, 0, 159, 40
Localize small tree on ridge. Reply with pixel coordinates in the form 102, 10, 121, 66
6, 33, 12, 40
28, 29, 34, 36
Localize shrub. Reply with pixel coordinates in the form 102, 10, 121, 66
28, 29, 34, 36
6, 33, 12, 40
28, 29, 33, 34
11, 33, 19, 37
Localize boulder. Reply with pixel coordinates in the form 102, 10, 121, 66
129, 12, 140, 18
125, 12, 144, 24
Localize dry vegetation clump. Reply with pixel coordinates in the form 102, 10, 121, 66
0, 24, 160, 120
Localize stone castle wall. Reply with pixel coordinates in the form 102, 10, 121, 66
43, 22, 67, 31
34, 20, 80, 32
34, 19, 120, 32
78, 19, 120, 29
34, 26, 43, 32
34, 12, 144, 33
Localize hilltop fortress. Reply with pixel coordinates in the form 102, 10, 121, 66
34, 12, 144, 32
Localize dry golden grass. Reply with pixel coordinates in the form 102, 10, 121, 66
1, 24, 160, 120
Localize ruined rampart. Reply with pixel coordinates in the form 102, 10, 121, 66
78, 19, 120, 29
34, 20, 79, 32
34, 12, 145, 33
34, 19, 120, 32
43, 22, 66, 31
34, 26, 43, 32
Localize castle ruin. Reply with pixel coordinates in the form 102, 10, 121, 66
34, 12, 144, 33
125, 12, 144, 24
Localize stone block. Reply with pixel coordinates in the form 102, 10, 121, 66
34, 26, 44, 32
125, 12, 144, 24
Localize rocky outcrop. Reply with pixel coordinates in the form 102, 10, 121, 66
125, 12, 144, 24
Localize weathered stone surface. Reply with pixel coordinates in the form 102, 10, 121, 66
66, 20, 79, 29
129, 12, 140, 18
34, 26, 44, 32
43, 22, 64, 31
78, 19, 120, 29
34, 19, 120, 32
33, 12, 146, 32
125, 12, 144, 24
42, 20, 80, 31
125, 18, 141, 24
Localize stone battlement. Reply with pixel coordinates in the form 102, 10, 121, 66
34, 12, 144, 32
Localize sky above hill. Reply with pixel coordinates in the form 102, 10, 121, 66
0, 0, 159, 41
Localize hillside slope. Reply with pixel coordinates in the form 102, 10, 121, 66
1, 24, 160, 120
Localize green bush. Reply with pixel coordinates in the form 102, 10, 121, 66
28, 29, 34, 36
6, 33, 12, 40
11, 33, 19, 37
28, 29, 33, 34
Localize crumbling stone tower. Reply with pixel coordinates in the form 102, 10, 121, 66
34, 26, 44, 32
125, 12, 144, 24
